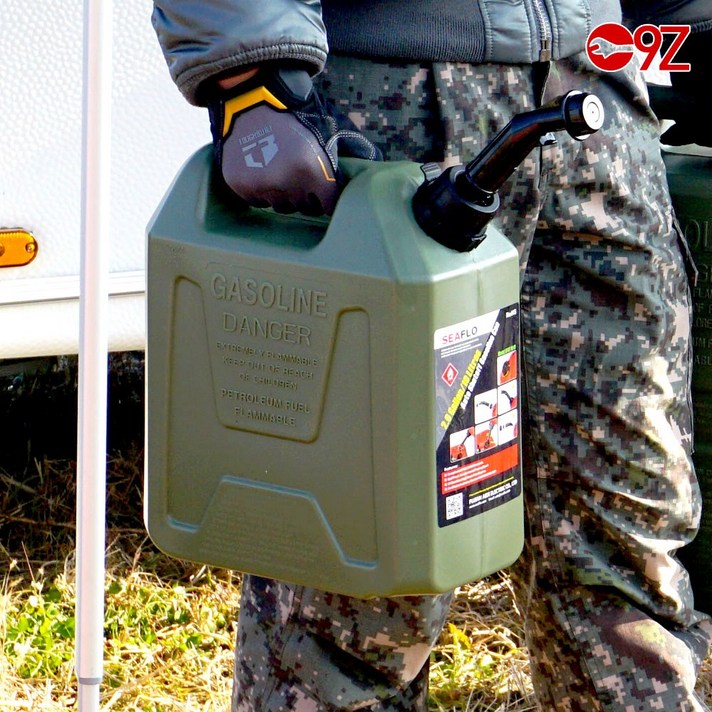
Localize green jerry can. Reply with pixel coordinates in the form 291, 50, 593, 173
664, 146, 712, 615
144, 92, 604, 597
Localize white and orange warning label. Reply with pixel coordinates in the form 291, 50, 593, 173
434, 305, 521, 527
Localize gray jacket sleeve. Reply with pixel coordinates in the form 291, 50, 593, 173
152, 0, 328, 105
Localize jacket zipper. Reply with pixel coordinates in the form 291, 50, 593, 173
531, 0, 552, 61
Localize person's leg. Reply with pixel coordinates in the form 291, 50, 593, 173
230, 57, 549, 712
508, 54, 712, 709
232, 59, 457, 712
422, 54, 712, 707
232, 576, 452, 710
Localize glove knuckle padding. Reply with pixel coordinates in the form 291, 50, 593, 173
222, 106, 338, 214
209, 66, 382, 214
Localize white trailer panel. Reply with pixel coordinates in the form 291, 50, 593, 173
1, 0, 210, 358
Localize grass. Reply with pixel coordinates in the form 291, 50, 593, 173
0, 358, 709, 709
1, 544, 534, 711
0, 446, 539, 711
428, 576, 536, 711
1, 450, 710, 710
1, 542, 240, 710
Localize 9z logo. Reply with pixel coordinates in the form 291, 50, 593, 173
586, 23, 690, 73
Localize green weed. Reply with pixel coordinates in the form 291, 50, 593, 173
3, 573, 75, 680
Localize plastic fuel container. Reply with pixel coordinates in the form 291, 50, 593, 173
145, 151, 523, 597
144, 91, 603, 597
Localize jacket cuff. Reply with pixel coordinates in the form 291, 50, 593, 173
179, 45, 327, 106
152, 0, 328, 105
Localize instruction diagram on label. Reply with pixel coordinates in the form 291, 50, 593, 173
434, 305, 521, 527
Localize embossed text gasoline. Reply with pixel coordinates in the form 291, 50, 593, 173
211, 273, 327, 317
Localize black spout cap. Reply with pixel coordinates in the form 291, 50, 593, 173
412, 164, 499, 252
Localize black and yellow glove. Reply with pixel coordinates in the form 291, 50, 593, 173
208, 65, 381, 215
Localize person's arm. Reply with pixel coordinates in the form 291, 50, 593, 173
152, 0, 328, 105
152, 0, 379, 215
216, 67, 260, 91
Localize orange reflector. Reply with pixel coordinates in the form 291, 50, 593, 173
0, 229, 38, 268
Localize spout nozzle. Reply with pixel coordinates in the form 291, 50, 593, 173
563, 92, 605, 139
413, 164, 499, 252
463, 91, 606, 195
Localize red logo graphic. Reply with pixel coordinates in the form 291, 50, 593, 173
442, 363, 458, 387
587, 23, 635, 72
586, 23, 690, 73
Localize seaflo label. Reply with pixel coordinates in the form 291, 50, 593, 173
434, 305, 521, 527
204, 263, 333, 441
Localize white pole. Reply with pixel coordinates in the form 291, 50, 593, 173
76, 0, 112, 708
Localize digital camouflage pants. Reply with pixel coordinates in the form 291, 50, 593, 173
231, 52, 712, 711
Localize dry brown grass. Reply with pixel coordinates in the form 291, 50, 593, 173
0, 444, 537, 710
429, 575, 536, 711
0, 442, 709, 710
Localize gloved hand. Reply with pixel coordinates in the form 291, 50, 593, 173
208, 65, 381, 215
658, 29, 712, 147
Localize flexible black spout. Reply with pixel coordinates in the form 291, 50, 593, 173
462, 91, 604, 198
413, 91, 605, 252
